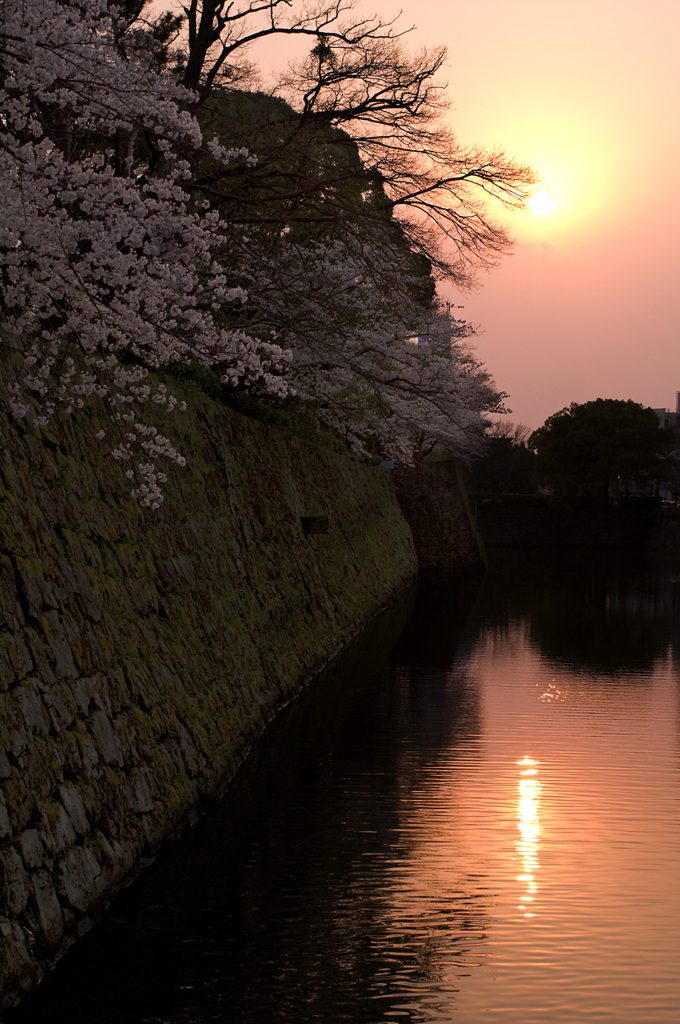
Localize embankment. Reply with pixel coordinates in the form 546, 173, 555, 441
645, 509, 680, 564
0, 374, 418, 1007
472, 495, 660, 549
395, 457, 485, 571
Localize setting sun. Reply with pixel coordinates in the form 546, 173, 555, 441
528, 188, 557, 216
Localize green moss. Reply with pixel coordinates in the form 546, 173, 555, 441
0, 925, 21, 987
0, 347, 420, 1005
3, 775, 37, 832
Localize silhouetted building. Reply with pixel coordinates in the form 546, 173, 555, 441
653, 393, 680, 504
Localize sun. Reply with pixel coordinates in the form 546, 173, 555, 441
528, 188, 557, 217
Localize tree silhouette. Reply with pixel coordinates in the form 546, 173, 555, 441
529, 399, 672, 500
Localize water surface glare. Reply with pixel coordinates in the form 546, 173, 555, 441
14, 551, 680, 1023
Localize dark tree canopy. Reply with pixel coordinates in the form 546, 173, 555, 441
151, 0, 537, 286
529, 399, 672, 499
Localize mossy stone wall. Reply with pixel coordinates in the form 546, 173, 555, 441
0, 376, 416, 1007
395, 458, 484, 571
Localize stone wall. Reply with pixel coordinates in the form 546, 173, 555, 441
394, 457, 484, 571
0, 371, 417, 1007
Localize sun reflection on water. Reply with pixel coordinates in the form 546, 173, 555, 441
538, 680, 563, 702
516, 756, 541, 918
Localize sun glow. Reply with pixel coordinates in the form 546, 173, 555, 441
528, 188, 557, 217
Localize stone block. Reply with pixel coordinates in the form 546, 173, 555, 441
89, 710, 123, 766
56, 557, 102, 623
90, 677, 113, 717
111, 712, 137, 763
0, 555, 25, 631
58, 784, 90, 835
17, 681, 49, 737
0, 847, 30, 915
0, 645, 16, 692
57, 844, 102, 913
42, 687, 78, 734
41, 802, 77, 858
132, 773, 154, 815
32, 869, 65, 950
60, 609, 94, 677
0, 744, 11, 780
2, 775, 36, 833
5, 634, 34, 680
74, 675, 95, 716
0, 691, 27, 759
39, 610, 78, 679
0, 793, 11, 840
73, 721, 100, 773
22, 626, 56, 688
3, 921, 35, 994
17, 829, 46, 871
179, 725, 206, 779
11, 557, 43, 620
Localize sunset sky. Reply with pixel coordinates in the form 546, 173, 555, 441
395, 0, 680, 431
164, 0, 680, 431
253, 0, 680, 430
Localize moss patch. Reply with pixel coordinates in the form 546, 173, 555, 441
0, 350, 417, 1008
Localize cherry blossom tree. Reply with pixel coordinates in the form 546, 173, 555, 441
1, 0, 528, 505
186, 88, 507, 460
222, 217, 505, 463
1, 0, 288, 505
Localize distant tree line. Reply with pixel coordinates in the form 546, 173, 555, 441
470, 399, 675, 501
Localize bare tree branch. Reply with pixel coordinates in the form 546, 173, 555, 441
178, 0, 404, 92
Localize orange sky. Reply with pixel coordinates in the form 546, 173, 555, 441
162, 0, 680, 430
257, 0, 680, 429
375, 0, 680, 429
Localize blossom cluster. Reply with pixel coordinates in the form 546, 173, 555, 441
2, 0, 504, 506
1, 0, 288, 505
240, 233, 503, 464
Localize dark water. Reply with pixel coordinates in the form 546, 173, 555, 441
12, 551, 680, 1023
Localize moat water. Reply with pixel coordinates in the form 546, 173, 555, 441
13, 550, 680, 1023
